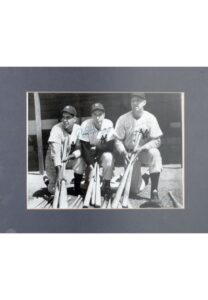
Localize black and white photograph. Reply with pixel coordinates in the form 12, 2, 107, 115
27, 92, 184, 209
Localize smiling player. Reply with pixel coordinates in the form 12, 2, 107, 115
79, 103, 115, 197
114, 93, 163, 201
44, 105, 85, 199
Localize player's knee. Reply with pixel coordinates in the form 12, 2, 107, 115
148, 148, 161, 160
102, 152, 114, 166
74, 157, 86, 174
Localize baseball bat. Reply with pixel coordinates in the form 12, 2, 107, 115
91, 163, 97, 206
95, 164, 101, 208
58, 138, 69, 208
59, 181, 68, 208
168, 191, 183, 209
122, 162, 134, 208
118, 202, 122, 209
52, 184, 60, 208
52, 139, 68, 208
112, 133, 142, 208
111, 159, 133, 208
83, 164, 97, 208
128, 201, 133, 209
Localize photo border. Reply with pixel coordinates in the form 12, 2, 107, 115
26, 91, 185, 211
0, 67, 207, 233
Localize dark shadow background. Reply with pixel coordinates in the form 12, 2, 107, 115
0, 67, 207, 233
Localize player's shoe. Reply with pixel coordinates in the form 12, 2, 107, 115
43, 175, 49, 186
151, 189, 160, 201
101, 180, 112, 199
142, 173, 149, 186
43, 193, 54, 202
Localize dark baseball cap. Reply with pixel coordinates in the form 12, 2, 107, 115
61, 105, 77, 116
131, 93, 146, 100
91, 103, 105, 113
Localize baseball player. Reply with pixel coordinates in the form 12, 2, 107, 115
114, 93, 163, 200
79, 103, 115, 197
44, 105, 85, 199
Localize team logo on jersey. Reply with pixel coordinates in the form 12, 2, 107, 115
100, 134, 107, 144
141, 129, 149, 139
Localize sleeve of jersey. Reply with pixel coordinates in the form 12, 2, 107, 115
149, 115, 163, 139
106, 121, 115, 142
80, 140, 94, 165
48, 125, 61, 143
114, 117, 127, 154
143, 137, 161, 150
48, 126, 63, 166
79, 122, 90, 142
72, 127, 81, 158
50, 142, 62, 167
72, 145, 81, 159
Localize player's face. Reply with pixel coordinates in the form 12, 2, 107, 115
61, 112, 76, 132
131, 97, 146, 115
92, 110, 105, 129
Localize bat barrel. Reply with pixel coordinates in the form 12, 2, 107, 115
52, 184, 59, 208
95, 164, 101, 207
59, 179, 68, 208
122, 163, 134, 208
91, 165, 97, 206
111, 158, 134, 208
112, 133, 142, 209
83, 163, 97, 208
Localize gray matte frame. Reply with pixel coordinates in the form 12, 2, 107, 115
0, 67, 207, 233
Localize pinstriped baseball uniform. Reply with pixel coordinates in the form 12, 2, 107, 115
80, 118, 115, 145
45, 123, 85, 194
79, 118, 115, 180
115, 110, 163, 194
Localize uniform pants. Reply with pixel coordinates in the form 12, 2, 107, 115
100, 152, 114, 181
130, 148, 162, 194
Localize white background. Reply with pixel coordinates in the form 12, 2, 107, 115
0, 1, 208, 299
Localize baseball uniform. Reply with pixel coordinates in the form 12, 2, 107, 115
45, 122, 85, 194
79, 118, 115, 180
115, 110, 163, 194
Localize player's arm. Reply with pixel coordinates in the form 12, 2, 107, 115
96, 139, 115, 154
79, 122, 95, 165
80, 140, 95, 165
71, 140, 81, 158
48, 126, 63, 186
67, 126, 82, 160
140, 137, 161, 151
96, 122, 115, 154
114, 117, 128, 154
114, 117, 130, 166
50, 142, 62, 187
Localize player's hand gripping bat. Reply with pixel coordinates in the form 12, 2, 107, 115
112, 132, 142, 208
52, 139, 68, 209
